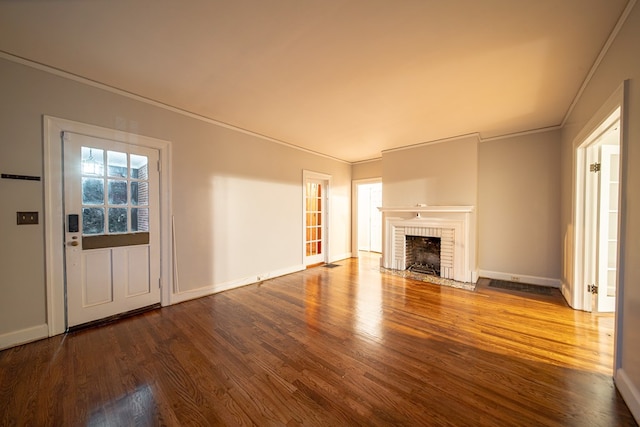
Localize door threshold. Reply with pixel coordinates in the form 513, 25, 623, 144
67, 303, 161, 333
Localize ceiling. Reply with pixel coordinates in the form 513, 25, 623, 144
0, 1, 630, 162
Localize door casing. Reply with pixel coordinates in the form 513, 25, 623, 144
573, 107, 621, 312
44, 116, 172, 336
570, 81, 627, 372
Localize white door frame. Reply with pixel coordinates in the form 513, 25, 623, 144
43, 116, 173, 336
302, 170, 331, 265
352, 178, 382, 256
570, 81, 627, 371
579, 122, 620, 312
572, 86, 623, 311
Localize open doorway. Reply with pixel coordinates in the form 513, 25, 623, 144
354, 179, 382, 254
574, 108, 621, 313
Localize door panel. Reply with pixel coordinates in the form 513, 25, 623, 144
123, 246, 151, 296
63, 131, 160, 327
82, 250, 113, 306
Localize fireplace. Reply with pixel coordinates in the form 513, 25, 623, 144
405, 236, 441, 275
379, 205, 476, 283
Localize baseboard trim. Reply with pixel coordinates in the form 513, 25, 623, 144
0, 323, 49, 351
478, 270, 561, 288
615, 368, 640, 424
170, 264, 305, 305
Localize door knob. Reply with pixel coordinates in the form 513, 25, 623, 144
69, 241, 79, 247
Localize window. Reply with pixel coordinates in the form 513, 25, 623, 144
81, 147, 149, 235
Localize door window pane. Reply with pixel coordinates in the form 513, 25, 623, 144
82, 207, 104, 234
108, 151, 128, 178
108, 208, 128, 233
131, 181, 149, 206
81, 147, 104, 176
130, 154, 149, 179
82, 178, 104, 205
108, 180, 128, 205
131, 208, 149, 232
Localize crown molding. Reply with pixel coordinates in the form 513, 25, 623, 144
561, 0, 637, 127
0, 50, 350, 165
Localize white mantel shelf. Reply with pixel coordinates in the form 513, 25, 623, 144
378, 205, 474, 213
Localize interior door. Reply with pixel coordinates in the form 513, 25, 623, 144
304, 179, 326, 266
595, 144, 619, 312
63, 131, 161, 327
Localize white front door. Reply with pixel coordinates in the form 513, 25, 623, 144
63, 132, 161, 327
595, 144, 620, 312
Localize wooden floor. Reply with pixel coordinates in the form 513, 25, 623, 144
1, 253, 637, 426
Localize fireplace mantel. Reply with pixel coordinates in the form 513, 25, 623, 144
378, 205, 474, 214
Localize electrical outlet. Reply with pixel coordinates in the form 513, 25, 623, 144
510, 276, 521, 282
17, 212, 38, 225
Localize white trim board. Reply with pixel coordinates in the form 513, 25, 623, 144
0, 324, 49, 351
170, 264, 305, 305
561, 0, 637, 127
479, 270, 561, 288
171, 252, 353, 306
2, 47, 623, 164
615, 368, 640, 424
0, 51, 348, 165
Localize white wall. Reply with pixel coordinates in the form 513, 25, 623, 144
0, 57, 351, 347
560, 3, 640, 420
478, 130, 561, 283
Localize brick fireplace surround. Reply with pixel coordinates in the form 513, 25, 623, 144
378, 206, 476, 283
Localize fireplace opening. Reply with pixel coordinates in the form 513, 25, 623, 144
405, 236, 441, 276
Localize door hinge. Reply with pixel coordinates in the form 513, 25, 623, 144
588, 284, 598, 294
157, 160, 161, 172
158, 278, 162, 289
590, 162, 601, 173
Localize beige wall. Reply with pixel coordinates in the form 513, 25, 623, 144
382, 135, 479, 207
352, 159, 382, 180
0, 57, 351, 344
380, 132, 562, 284
478, 130, 561, 280
560, 3, 640, 419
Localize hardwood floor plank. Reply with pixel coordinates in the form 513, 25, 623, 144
0, 253, 636, 426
